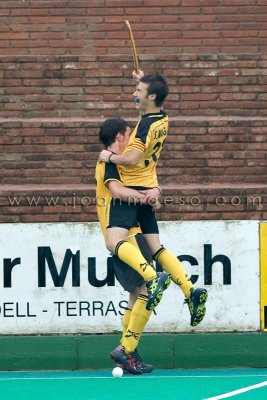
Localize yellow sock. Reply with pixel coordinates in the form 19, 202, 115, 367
115, 241, 156, 282
154, 247, 193, 298
122, 295, 152, 354
120, 308, 132, 344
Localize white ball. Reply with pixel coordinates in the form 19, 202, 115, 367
112, 366, 123, 378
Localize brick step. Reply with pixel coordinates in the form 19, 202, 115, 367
1, 53, 267, 119
1, 116, 266, 222
0, 183, 266, 223
1, 116, 266, 186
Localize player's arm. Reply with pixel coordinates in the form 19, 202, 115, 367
98, 123, 149, 166
103, 162, 144, 201
108, 181, 161, 210
106, 180, 145, 203
99, 149, 142, 166
132, 70, 144, 82
98, 111, 150, 166
139, 186, 162, 203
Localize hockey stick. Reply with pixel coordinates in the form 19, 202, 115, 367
125, 20, 140, 74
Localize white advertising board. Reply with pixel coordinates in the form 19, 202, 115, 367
0, 221, 260, 334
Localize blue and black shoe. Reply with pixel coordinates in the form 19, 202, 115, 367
146, 272, 171, 311
110, 345, 142, 375
185, 288, 208, 327
132, 350, 154, 373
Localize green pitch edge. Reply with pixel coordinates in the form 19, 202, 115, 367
0, 333, 266, 371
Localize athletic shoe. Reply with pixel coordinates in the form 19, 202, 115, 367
146, 272, 171, 311
110, 345, 142, 375
185, 288, 208, 327
132, 350, 154, 373
115, 363, 130, 374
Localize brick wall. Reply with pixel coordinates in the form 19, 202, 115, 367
0, 183, 266, 223
1, 116, 266, 221
1, 117, 266, 186
2, 54, 267, 118
1, 0, 267, 56
1, 1, 267, 222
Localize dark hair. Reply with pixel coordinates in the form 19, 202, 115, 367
139, 74, 169, 107
99, 118, 129, 147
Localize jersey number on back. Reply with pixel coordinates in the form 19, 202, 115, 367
144, 141, 163, 167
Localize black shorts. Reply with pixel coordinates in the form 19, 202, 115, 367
112, 233, 154, 292
107, 199, 159, 234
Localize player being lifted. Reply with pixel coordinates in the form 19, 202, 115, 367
98, 71, 208, 331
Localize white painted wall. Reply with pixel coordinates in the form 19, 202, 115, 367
0, 221, 260, 334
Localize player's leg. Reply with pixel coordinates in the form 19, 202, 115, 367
138, 204, 208, 327
111, 234, 154, 373
121, 234, 153, 351
143, 233, 193, 297
116, 289, 140, 374
106, 226, 156, 282
144, 233, 208, 327
121, 234, 154, 372
106, 202, 171, 311
112, 291, 153, 374
123, 287, 152, 348
121, 287, 154, 373
121, 287, 140, 340
111, 255, 151, 374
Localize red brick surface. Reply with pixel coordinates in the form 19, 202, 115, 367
1, 1, 266, 222
2, 54, 267, 118
1, 1, 267, 55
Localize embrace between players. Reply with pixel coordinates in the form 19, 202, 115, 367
95, 70, 208, 375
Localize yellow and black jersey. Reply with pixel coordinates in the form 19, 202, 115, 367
120, 111, 168, 188
95, 161, 122, 239
95, 161, 141, 239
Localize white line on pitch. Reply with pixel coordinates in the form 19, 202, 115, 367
0, 375, 267, 381
203, 380, 267, 400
